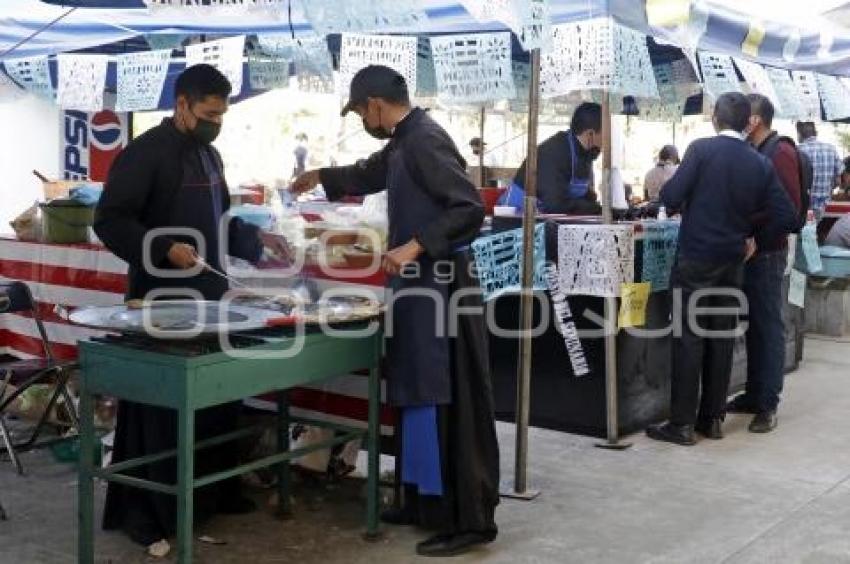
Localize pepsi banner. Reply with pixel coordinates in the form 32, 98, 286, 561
60, 110, 130, 182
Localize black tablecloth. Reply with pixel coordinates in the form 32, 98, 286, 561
488, 218, 804, 437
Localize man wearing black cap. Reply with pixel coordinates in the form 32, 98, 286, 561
291, 65, 499, 557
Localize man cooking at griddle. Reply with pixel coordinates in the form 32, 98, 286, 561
94, 64, 289, 549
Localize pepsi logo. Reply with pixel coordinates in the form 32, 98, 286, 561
90, 110, 124, 151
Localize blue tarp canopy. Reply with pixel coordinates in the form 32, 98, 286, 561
4, 1, 850, 75
3, 1, 606, 59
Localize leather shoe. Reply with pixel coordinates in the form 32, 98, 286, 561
695, 418, 723, 440
645, 422, 696, 446
380, 507, 416, 526
416, 530, 497, 557
726, 394, 759, 415
749, 411, 778, 433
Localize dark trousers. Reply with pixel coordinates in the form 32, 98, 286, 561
670, 258, 745, 426
743, 250, 788, 412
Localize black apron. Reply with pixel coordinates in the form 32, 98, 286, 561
398, 252, 500, 535
384, 143, 453, 407
384, 143, 500, 535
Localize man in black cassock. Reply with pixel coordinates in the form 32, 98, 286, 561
292, 65, 500, 557
94, 64, 289, 547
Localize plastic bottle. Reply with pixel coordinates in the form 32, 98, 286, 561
657, 206, 668, 221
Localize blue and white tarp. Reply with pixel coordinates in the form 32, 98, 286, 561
11, 1, 850, 76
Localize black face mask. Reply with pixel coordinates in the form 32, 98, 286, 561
363, 119, 391, 140
362, 105, 391, 140
184, 107, 221, 145
191, 116, 222, 145
588, 146, 601, 160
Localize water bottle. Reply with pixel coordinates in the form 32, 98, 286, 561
806, 209, 816, 226
657, 206, 667, 221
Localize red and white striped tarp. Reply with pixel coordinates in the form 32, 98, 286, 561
0, 236, 393, 432
0, 238, 124, 360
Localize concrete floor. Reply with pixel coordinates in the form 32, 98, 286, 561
1, 337, 850, 564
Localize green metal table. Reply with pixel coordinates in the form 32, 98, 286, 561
77, 329, 383, 564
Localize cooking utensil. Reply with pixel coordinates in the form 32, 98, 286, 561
292, 272, 320, 303
195, 258, 248, 288
196, 258, 283, 309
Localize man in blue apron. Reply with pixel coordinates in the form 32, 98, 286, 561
292, 65, 499, 557
94, 64, 289, 548
504, 102, 603, 214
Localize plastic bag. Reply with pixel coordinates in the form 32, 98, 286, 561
69, 184, 103, 206
10, 201, 41, 241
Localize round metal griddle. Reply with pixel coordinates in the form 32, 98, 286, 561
69, 300, 279, 337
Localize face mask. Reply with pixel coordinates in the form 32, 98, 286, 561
362, 104, 392, 140
191, 115, 221, 145
183, 106, 221, 145
580, 132, 601, 160
363, 119, 391, 140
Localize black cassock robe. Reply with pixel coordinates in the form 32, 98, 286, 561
94, 119, 262, 545
319, 108, 499, 535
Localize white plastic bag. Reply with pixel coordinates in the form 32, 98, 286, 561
10, 201, 41, 241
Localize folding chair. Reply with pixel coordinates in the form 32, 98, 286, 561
0, 281, 79, 476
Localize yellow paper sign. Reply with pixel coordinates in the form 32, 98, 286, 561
645, 0, 691, 28
742, 21, 766, 57
618, 282, 651, 329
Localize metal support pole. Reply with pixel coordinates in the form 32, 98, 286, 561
600, 92, 613, 225
275, 391, 293, 519
596, 91, 632, 451
363, 347, 382, 541
479, 106, 486, 187
77, 376, 94, 564
501, 48, 541, 500
176, 406, 195, 563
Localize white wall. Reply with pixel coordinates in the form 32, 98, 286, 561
0, 94, 60, 232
